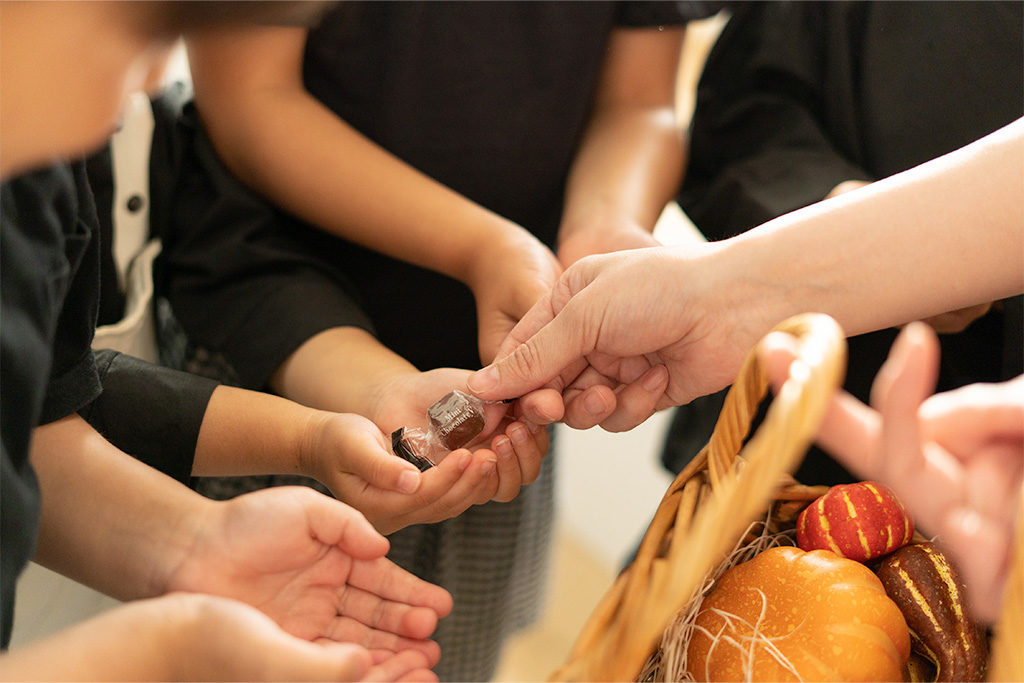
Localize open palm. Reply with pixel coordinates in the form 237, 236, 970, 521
167, 486, 452, 660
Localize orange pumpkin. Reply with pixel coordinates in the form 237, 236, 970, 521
686, 546, 910, 681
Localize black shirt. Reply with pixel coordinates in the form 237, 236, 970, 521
1, 159, 217, 647
664, 1, 1024, 483
166, 1, 721, 386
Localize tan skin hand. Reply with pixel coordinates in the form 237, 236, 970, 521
166, 486, 453, 655
365, 368, 550, 503
468, 229, 563, 366
556, 220, 661, 269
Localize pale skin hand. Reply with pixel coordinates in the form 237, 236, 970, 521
761, 322, 1023, 624
470, 120, 1024, 429
826, 179, 994, 334
0, 592, 438, 682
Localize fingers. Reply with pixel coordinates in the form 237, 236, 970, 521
338, 419, 424, 495
598, 365, 669, 433
490, 433, 522, 503
323, 614, 441, 666
936, 506, 1011, 625
760, 331, 880, 478
872, 323, 939, 482
335, 583, 442, 642
468, 290, 589, 401
515, 387, 566, 425
361, 650, 438, 683
348, 557, 454, 618
921, 377, 1024, 454
299, 489, 391, 562
563, 385, 616, 430
490, 420, 548, 502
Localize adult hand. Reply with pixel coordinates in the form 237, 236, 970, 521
0, 592, 437, 681
468, 245, 763, 431
761, 322, 1023, 623
166, 486, 453, 659
467, 228, 563, 365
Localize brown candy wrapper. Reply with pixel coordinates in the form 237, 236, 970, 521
390, 390, 492, 469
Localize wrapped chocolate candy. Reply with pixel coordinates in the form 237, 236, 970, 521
391, 390, 488, 470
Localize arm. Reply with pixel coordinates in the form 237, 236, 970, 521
185, 28, 561, 363
0, 593, 412, 682
29, 415, 453, 652
469, 118, 1024, 420
555, 26, 686, 267
267, 326, 552, 508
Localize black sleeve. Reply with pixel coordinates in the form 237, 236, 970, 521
164, 103, 376, 390
40, 163, 103, 424
78, 350, 218, 484
678, 2, 872, 240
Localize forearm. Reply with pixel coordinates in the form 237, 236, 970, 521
268, 327, 417, 419
716, 119, 1024, 338
189, 36, 529, 285
0, 600, 173, 681
558, 26, 686, 244
558, 104, 684, 241
30, 415, 208, 600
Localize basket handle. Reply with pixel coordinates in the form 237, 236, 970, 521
552, 313, 847, 682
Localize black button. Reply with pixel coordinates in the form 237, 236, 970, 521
126, 194, 145, 213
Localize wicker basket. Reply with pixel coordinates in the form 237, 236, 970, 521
551, 312, 1023, 682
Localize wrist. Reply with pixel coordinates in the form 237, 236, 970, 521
457, 219, 540, 289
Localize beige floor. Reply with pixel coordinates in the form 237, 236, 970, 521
493, 528, 617, 682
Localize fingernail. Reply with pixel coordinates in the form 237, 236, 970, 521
398, 469, 421, 494
481, 460, 497, 476
583, 392, 606, 416
643, 365, 667, 391
509, 424, 529, 444
457, 450, 473, 471
494, 437, 513, 458
468, 366, 498, 394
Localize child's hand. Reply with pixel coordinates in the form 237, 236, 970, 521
556, 219, 660, 269
761, 322, 1024, 624
367, 368, 551, 503
466, 229, 562, 365
167, 486, 454, 653
0, 592, 438, 682
299, 411, 499, 533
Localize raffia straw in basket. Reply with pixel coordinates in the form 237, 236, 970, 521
550, 312, 1023, 682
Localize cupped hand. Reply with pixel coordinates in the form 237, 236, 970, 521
467, 228, 563, 365
0, 592, 436, 682
761, 322, 1023, 623
165, 593, 438, 682
469, 245, 762, 432
366, 368, 551, 504
167, 486, 453, 659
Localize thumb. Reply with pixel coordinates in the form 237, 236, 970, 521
467, 306, 588, 401
339, 419, 423, 495
260, 638, 372, 682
